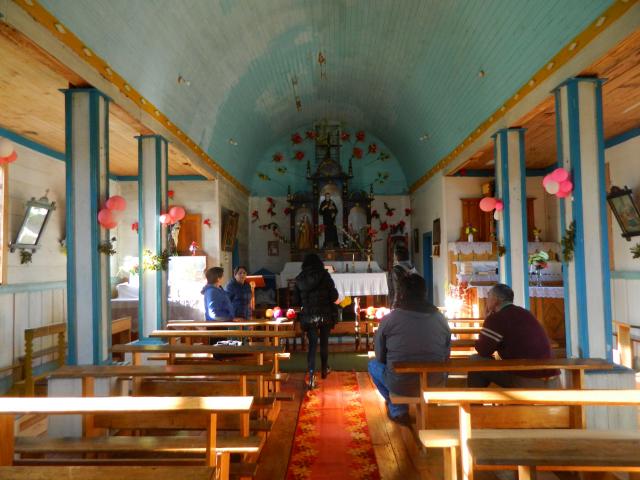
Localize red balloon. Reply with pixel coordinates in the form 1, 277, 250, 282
97, 208, 114, 228
169, 206, 186, 221
0, 151, 18, 164
286, 308, 297, 320
551, 167, 569, 183
479, 197, 497, 212
104, 220, 118, 229
105, 195, 126, 211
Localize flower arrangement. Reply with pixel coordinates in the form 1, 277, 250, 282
142, 248, 170, 271
528, 250, 549, 270
464, 225, 477, 236
532, 227, 542, 242
98, 237, 117, 256
189, 241, 199, 256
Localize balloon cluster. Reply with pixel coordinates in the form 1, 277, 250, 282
159, 206, 186, 225
543, 168, 573, 199
97, 195, 127, 229
479, 196, 505, 221
271, 307, 297, 320
0, 138, 18, 164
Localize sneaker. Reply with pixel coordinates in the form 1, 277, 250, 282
321, 366, 331, 379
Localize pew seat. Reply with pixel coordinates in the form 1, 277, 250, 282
0, 466, 216, 480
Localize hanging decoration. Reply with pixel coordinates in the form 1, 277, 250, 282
168, 190, 175, 199
98, 238, 117, 256
0, 138, 18, 164
97, 195, 128, 230
169, 206, 186, 223
291, 132, 303, 144
561, 220, 576, 262
272, 152, 284, 163
142, 248, 170, 271
631, 243, 640, 259
374, 171, 390, 185
283, 207, 292, 216
371, 210, 380, 220
340, 132, 351, 142
259, 222, 287, 242
368, 143, 378, 155
266, 197, 276, 217
131, 222, 139, 233
479, 197, 497, 212
383, 202, 395, 217
294, 150, 305, 161
305, 130, 317, 140
276, 166, 288, 175
257, 172, 271, 181
318, 51, 327, 80
355, 130, 366, 142
379, 221, 389, 231
352, 147, 363, 159
251, 210, 260, 223
543, 167, 573, 198
105, 195, 126, 211
203, 218, 212, 228
405, 208, 412, 216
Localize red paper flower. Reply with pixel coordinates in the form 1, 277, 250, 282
272, 152, 283, 163
168, 190, 174, 199
203, 218, 212, 228
368, 143, 378, 154
284, 207, 292, 216
355, 130, 365, 142
266, 197, 275, 205
267, 207, 275, 217
340, 132, 351, 142
404, 208, 412, 216
131, 222, 139, 233
294, 150, 305, 161
251, 210, 260, 223
371, 210, 380, 219
291, 133, 303, 144
368, 227, 378, 237
380, 222, 389, 231
399, 220, 406, 228
305, 130, 317, 140
352, 147, 363, 159
384, 202, 396, 217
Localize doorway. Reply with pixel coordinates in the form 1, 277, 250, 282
422, 232, 434, 304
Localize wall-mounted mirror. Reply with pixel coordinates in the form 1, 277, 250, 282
10, 191, 56, 252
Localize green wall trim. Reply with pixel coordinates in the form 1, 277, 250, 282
0, 281, 67, 294
610, 271, 640, 280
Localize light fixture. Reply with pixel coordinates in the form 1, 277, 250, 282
177, 75, 191, 86
228, 138, 238, 146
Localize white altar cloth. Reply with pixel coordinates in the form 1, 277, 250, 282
475, 285, 564, 298
330, 272, 389, 298
278, 261, 383, 288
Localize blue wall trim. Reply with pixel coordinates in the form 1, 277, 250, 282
566, 80, 590, 358
604, 127, 640, 150
611, 271, 640, 280
0, 127, 65, 162
0, 281, 67, 294
596, 81, 613, 362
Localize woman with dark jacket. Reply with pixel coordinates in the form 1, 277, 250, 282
224, 266, 252, 319
294, 253, 339, 389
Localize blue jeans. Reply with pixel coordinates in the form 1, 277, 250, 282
368, 359, 408, 418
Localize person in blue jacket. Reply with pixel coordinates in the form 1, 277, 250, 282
224, 265, 252, 319
202, 267, 233, 321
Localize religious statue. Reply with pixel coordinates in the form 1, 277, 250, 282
168, 220, 181, 254
319, 192, 339, 248
296, 214, 313, 250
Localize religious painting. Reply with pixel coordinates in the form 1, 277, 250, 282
267, 240, 279, 257
221, 209, 239, 251
607, 186, 640, 240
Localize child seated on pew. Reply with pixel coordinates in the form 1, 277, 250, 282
202, 267, 234, 322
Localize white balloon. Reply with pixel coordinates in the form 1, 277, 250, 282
545, 180, 560, 195
0, 138, 14, 158
493, 210, 502, 221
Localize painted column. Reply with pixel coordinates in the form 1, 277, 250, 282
63, 88, 111, 365
493, 128, 529, 309
137, 135, 169, 339
554, 77, 612, 360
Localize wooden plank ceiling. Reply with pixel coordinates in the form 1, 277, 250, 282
455, 29, 640, 173
0, 23, 197, 176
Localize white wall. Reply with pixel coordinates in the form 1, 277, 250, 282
218, 176, 249, 279
411, 172, 447, 305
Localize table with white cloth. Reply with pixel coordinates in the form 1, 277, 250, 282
277, 261, 383, 288
475, 285, 565, 345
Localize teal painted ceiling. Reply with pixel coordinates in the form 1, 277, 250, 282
39, 0, 612, 190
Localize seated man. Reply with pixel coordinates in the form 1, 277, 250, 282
468, 283, 561, 388
368, 274, 451, 425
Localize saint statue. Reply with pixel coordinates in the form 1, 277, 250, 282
296, 214, 313, 250
169, 220, 181, 254
319, 192, 339, 248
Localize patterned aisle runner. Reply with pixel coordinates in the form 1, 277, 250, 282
286, 372, 381, 480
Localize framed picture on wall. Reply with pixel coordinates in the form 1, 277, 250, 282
268, 240, 279, 257
413, 228, 419, 253
607, 186, 640, 240
433, 218, 441, 245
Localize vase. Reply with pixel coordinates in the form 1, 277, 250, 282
467, 234, 474, 243
535, 268, 543, 287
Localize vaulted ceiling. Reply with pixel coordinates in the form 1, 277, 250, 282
37, 0, 613, 188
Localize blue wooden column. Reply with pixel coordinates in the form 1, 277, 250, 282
137, 135, 169, 339
554, 77, 612, 360
493, 128, 529, 309
63, 88, 111, 365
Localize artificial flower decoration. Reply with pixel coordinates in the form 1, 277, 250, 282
131, 221, 139, 233
294, 150, 305, 161
189, 241, 199, 256
340, 131, 351, 142
378, 151, 390, 162
374, 171, 390, 185
404, 208, 412, 216
368, 143, 378, 155
203, 218, 212, 228
257, 172, 271, 181
273, 306, 282, 319
291, 132, 303, 144
380, 221, 389, 231
367, 227, 378, 238
355, 130, 366, 142
383, 202, 395, 217
251, 210, 260, 223
266, 197, 276, 217
276, 166, 288, 174
305, 130, 317, 140
283, 207, 292, 216
371, 210, 380, 219
272, 152, 284, 163
168, 190, 175, 199
352, 147, 363, 159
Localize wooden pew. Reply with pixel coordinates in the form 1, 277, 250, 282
422, 389, 640, 480
0, 396, 251, 480
13, 323, 66, 396
0, 466, 216, 480
167, 320, 293, 329
393, 358, 613, 430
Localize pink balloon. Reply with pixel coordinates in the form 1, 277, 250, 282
545, 180, 560, 195
97, 208, 114, 228
551, 167, 569, 183
494, 200, 504, 212
105, 195, 126, 211
556, 189, 570, 199
159, 214, 172, 225
169, 206, 186, 221
559, 180, 573, 193
0, 151, 18, 164
104, 220, 117, 229
479, 197, 497, 212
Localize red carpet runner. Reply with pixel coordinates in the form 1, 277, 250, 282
286, 371, 381, 480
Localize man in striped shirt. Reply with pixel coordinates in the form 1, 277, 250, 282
467, 283, 561, 388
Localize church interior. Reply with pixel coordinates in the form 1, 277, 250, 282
1, 1, 640, 479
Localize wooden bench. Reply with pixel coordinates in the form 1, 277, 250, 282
393, 358, 613, 430
422, 389, 640, 480
0, 395, 251, 480
12, 323, 66, 396
0, 466, 216, 480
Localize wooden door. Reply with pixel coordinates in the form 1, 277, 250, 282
460, 198, 493, 241
176, 214, 202, 255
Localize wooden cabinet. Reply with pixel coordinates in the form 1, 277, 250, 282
460, 197, 536, 241
176, 214, 202, 255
